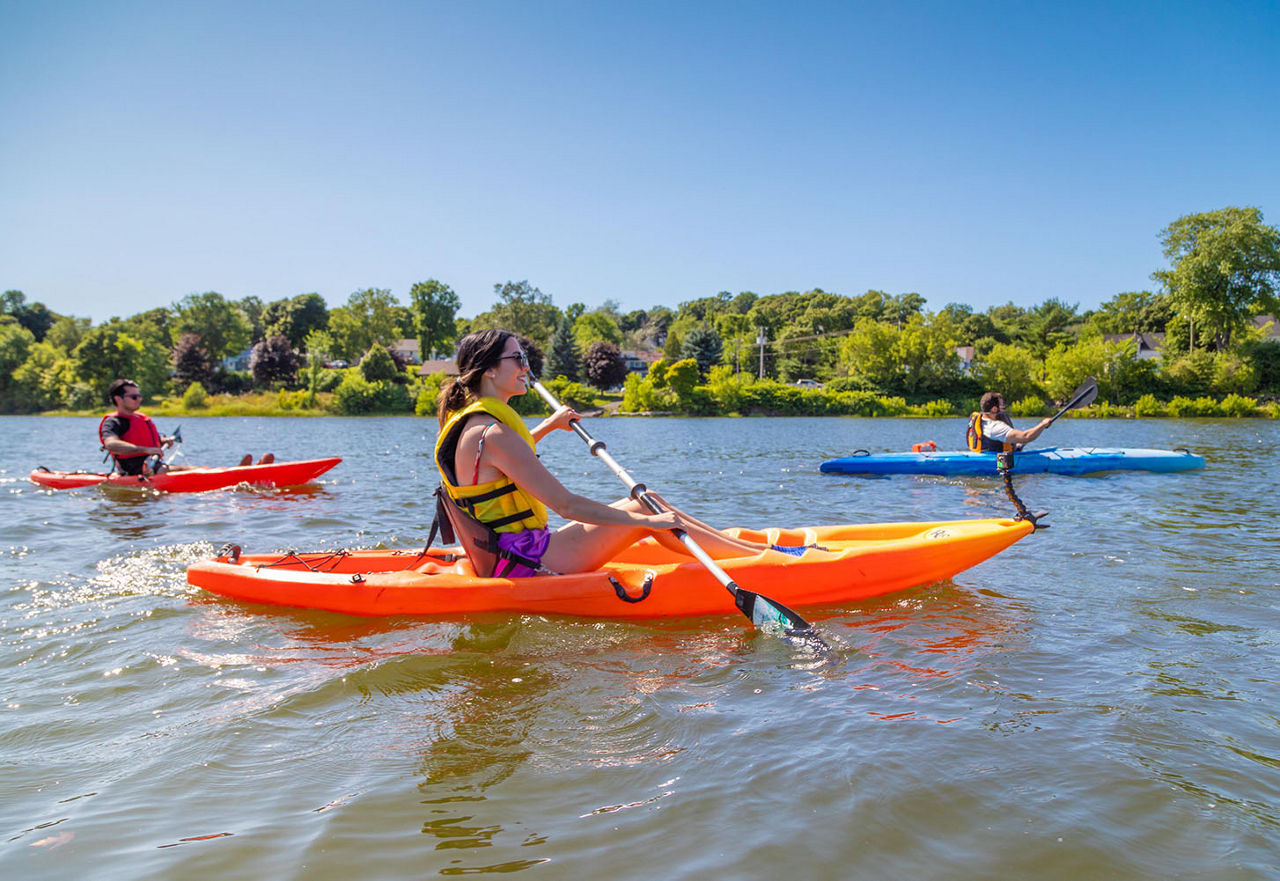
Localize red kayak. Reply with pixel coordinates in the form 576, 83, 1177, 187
29, 457, 342, 493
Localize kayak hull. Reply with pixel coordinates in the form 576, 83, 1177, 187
819, 447, 1205, 476
30, 457, 342, 492
186, 518, 1034, 618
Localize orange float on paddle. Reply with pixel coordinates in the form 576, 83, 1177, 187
186, 518, 1034, 619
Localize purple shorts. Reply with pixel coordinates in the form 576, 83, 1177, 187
494, 527, 552, 578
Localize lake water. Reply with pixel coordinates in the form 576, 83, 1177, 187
2, 414, 1278, 879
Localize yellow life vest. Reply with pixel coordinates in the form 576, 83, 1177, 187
967, 412, 1014, 453
434, 397, 548, 534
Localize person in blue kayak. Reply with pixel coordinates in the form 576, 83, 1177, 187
99, 379, 272, 476
967, 391, 1054, 452
432, 329, 797, 578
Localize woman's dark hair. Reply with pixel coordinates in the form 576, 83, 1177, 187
436, 329, 515, 426
979, 391, 1005, 413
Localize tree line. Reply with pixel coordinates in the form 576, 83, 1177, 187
2, 206, 1278, 417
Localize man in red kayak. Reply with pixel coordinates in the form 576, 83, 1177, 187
967, 391, 1054, 452
100, 379, 272, 475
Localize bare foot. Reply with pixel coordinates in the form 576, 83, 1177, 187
257, 453, 275, 464
238, 454, 252, 467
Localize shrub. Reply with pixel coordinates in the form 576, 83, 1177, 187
911, 399, 956, 417
544, 376, 597, 410
333, 373, 411, 414
1009, 396, 1047, 417
359, 344, 400, 382
1133, 393, 1163, 417
182, 381, 208, 409
1166, 395, 1219, 417
1219, 393, 1257, 417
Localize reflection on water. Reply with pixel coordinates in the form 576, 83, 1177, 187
3, 416, 1280, 879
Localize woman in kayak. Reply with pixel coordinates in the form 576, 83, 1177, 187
435, 329, 789, 577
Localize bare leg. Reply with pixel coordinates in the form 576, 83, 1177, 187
257, 453, 275, 464
540, 521, 654, 573
238, 454, 252, 467
605, 497, 769, 557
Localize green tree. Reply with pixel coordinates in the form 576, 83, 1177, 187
972, 342, 1043, 405
544, 317, 582, 381
895, 312, 961, 394
836, 319, 900, 389
12, 341, 78, 411
1087, 291, 1174, 335
237, 296, 267, 342
408, 280, 460, 360
572, 311, 623, 350
0, 318, 36, 410
1154, 206, 1280, 350
359, 343, 399, 382
264, 293, 329, 348
681, 326, 723, 379
72, 321, 169, 401
471, 280, 560, 344
172, 292, 252, 361
1, 290, 57, 342
326, 288, 402, 362
45, 315, 91, 352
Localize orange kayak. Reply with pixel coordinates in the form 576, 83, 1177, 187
187, 518, 1034, 618
30, 457, 341, 493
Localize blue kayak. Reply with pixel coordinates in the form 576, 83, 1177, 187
819, 446, 1206, 476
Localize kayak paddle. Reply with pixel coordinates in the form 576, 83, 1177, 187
528, 378, 814, 637
147, 424, 183, 473
1045, 377, 1098, 428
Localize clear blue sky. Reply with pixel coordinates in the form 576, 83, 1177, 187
2, 0, 1276, 324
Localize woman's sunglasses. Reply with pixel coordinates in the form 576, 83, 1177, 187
499, 351, 529, 368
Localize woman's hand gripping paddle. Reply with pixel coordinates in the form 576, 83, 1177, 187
528, 378, 815, 638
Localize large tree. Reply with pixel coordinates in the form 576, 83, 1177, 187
544, 317, 582, 381
327, 288, 402, 361
264, 293, 329, 349
172, 292, 253, 361
572, 311, 622, 350
72, 321, 170, 400
249, 335, 301, 387
172, 333, 215, 391
471, 280, 560, 344
680, 326, 723, 379
1154, 206, 1280, 350
1087, 291, 1174, 335
408, 279, 460, 360
584, 341, 627, 390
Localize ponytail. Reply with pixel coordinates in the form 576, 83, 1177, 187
435, 329, 514, 426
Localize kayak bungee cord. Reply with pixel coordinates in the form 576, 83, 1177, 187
528, 377, 818, 640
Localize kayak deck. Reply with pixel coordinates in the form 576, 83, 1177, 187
30, 457, 342, 492
187, 518, 1035, 618
819, 447, 1205, 476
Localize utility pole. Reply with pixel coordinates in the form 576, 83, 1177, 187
756, 327, 766, 379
